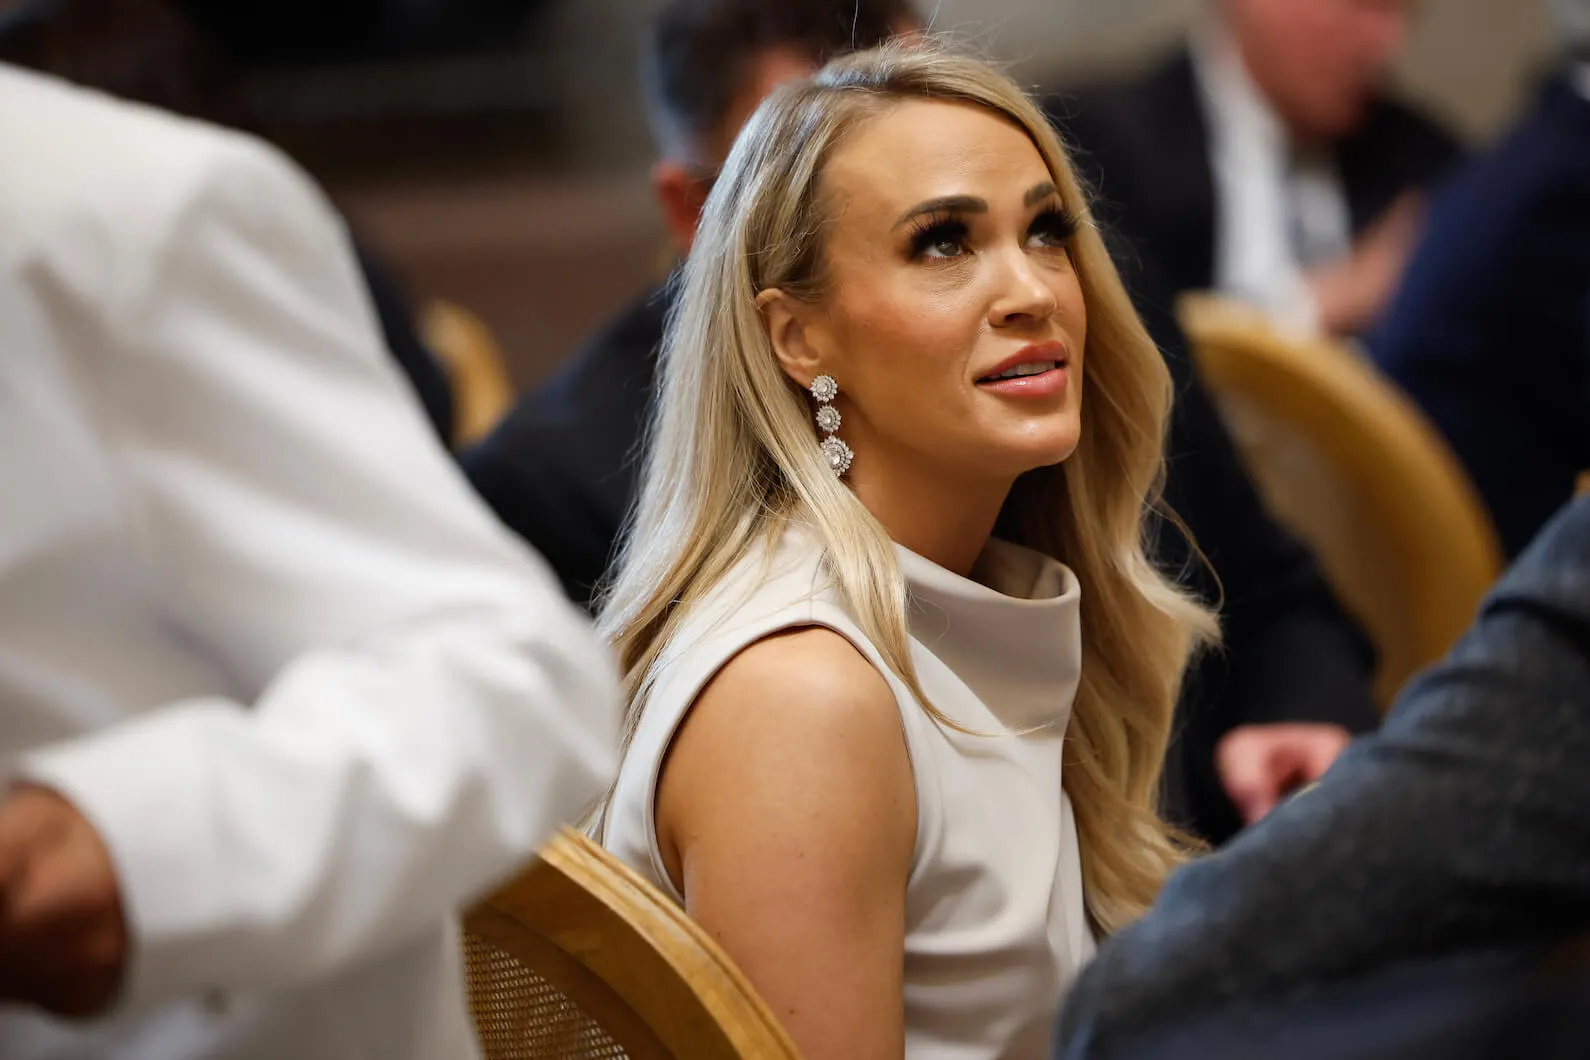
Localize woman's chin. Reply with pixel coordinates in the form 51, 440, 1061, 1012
1001, 429, 1082, 475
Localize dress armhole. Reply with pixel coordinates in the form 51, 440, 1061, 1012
635, 612, 928, 906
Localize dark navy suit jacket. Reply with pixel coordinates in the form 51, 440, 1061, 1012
1371, 70, 1590, 558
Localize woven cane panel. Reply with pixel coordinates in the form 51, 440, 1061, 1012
465, 932, 629, 1060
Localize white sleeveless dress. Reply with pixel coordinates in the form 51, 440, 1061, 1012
602, 526, 1096, 1058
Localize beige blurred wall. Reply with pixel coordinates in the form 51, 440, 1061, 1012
1397, 0, 1554, 140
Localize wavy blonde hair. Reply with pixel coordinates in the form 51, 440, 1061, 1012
596, 42, 1218, 935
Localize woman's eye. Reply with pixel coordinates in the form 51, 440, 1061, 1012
1027, 210, 1079, 250
911, 219, 969, 260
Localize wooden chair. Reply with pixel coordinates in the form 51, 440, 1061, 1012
422, 300, 516, 447
462, 828, 801, 1060
1178, 294, 1505, 707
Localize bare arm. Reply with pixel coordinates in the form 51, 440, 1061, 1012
656, 627, 917, 1059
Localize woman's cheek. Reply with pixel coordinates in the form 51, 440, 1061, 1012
843, 276, 980, 374
885, 290, 979, 349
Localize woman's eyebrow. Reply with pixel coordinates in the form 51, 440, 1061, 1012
892, 182, 1061, 230
892, 194, 986, 230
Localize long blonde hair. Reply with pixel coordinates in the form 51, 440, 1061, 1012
596, 43, 1218, 935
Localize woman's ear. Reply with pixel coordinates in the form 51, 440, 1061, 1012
757, 288, 825, 387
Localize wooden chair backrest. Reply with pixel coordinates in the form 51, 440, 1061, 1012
463, 828, 801, 1060
1179, 294, 1505, 706
422, 299, 516, 447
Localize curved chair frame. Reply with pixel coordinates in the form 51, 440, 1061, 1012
464, 828, 801, 1060
422, 299, 515, 447
1179, 293, 1504, 705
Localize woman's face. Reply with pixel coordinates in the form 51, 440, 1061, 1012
768, 99, 1087, 491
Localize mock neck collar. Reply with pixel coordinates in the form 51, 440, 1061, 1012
896, 538, 1083, 734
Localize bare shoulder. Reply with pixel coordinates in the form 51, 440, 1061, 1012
655, 625, 915, 888
680, 626, 907, 775
707, 625, 897, 713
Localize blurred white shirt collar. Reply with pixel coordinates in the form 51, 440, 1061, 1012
1191, 21, 1351, 335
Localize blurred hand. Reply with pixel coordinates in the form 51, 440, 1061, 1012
1217, 723, 1353, 825
0, 784, 127, 1018
1308, 191, 1425, 336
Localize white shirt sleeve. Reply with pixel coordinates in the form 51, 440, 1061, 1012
18, 134, 619, 1010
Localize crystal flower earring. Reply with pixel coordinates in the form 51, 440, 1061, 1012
809, 374, 852, 477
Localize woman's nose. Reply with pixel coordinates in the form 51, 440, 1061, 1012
989, 248, 1059, 326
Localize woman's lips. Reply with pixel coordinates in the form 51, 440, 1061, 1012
975, 364, 1069, 397
975, 341, 1070, 396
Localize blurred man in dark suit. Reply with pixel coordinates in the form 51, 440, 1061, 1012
1370, 0, 1590, 559
1055, 493, 1590, 1059
1051, 0, 1461, 338
463, 0, 918, 608
464, 0, 1381, 844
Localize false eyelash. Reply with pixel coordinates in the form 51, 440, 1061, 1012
907, 212, 969, 258
1029, 207, 1080, 244
906, 206, 1081, 260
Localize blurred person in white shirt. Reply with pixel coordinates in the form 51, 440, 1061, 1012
1050, 0, 1462, 338
0, 61, 619, 1059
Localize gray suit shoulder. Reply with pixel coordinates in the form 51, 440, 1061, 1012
1056, 496, 1590, 1058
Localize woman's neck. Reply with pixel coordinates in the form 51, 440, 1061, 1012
847, 454, 1012, 578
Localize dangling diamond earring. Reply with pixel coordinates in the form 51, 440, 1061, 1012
809, 374, 853, 477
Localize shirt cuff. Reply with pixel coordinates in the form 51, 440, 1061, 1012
18, 699, 240, 1012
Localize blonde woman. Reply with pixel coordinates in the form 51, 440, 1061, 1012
597, 43, 1218, 1059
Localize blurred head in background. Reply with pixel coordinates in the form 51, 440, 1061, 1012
1218, 0, 1417, 143
644, 0, 921, 253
